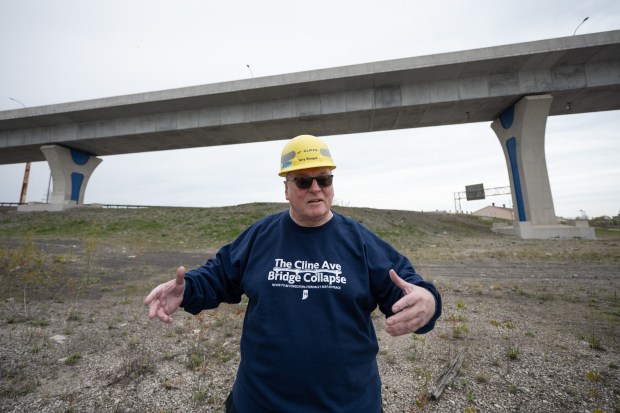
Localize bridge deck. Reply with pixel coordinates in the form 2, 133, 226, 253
1, 30, 619, 165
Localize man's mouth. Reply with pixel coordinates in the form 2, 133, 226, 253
308, 199, 323, 204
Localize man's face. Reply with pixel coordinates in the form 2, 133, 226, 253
284, 167, 334, 227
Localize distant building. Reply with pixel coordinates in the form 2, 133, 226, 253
473, 204, 514, 221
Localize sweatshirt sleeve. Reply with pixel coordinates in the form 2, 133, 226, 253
361, 224, 442, 334
180, 223, 259, 315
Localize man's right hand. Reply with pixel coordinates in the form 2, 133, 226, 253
144, 266, 186, 323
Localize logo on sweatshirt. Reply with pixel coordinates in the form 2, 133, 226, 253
268, 258, 346, 297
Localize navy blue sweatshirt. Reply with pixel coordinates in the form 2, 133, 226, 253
181, 210, 441, 412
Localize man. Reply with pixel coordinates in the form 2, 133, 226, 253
144, 134, 442, 413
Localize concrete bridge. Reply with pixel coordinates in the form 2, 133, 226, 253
1, 30, 619, 238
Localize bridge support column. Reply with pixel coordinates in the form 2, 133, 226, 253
18, 145, 102, 212
490, 95, 594, 239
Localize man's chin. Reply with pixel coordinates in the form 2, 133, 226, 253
296, 207, 331, 222
305, 204, 328, 214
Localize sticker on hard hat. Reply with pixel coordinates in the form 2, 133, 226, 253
281, 151, 295, 164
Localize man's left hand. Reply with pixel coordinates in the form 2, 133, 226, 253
385, 269, 436, 337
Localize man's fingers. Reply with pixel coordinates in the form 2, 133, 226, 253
176, 266, 186, 285
388, 269, 404, 287
386, 270, 437, 336
144, 267, 184, 306
385, 319, 421, 336
147, 300, 159, 320
144, 287, 159, 305
156, 307, 172, 324
389, 269, 417, 313
389, 269, 412, 293
385, 305, 424, 336
387, 306, 419, 325
387, 287, 437, 336
145, 268, 185, 323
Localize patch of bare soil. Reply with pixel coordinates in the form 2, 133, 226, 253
1, 238, 619, 413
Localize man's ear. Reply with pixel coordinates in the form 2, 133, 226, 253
284, 181, 290, 201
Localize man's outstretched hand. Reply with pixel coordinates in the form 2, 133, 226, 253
144, 266, 186, 324
385, 269, 436, 336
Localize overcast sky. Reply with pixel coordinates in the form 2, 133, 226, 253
1, 0, 618, 218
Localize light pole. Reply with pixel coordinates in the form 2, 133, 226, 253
573, 17, 589, 36
9, 97, 26, 108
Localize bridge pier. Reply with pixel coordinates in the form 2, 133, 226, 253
18, 145, 102, 212
490, 95, 594, 239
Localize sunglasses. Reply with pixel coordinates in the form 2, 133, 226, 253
286, 174, 334, 189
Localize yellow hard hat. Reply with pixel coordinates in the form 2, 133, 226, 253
279, 135, 336, 176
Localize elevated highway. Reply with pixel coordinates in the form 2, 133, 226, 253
1, 30, 618, 163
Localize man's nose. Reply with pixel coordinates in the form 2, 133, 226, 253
308, 178, 321, 191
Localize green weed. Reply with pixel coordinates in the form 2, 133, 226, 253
453, 325, 469, 339
65, 352, 82, 365
585, 370, 604, 382
66, 312, 81, 321
187, 346, 204, 371
475, 374, 488, 384
490, 319, 514, 329
507, 346, 520, 360
27, 319, 49, 327
106, 351, 156, 387
586, 336, 602, 350
193, 387, 209, 401
0, 365, 37, 398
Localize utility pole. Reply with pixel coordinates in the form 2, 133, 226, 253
10, 98, 30, 204
19, 163, 31, 204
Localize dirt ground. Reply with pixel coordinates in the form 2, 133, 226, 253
1, 233, 619, 413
